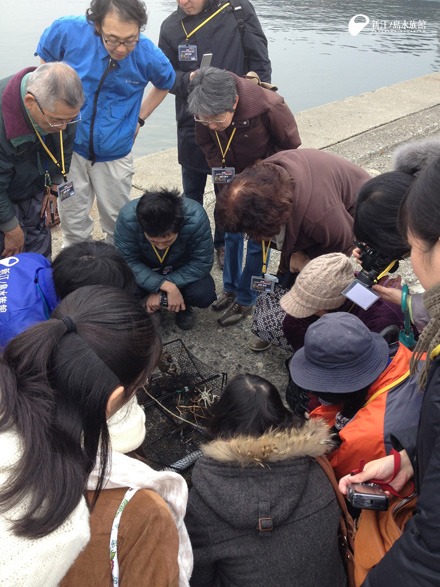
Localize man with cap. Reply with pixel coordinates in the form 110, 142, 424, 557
288, 312, 423, 480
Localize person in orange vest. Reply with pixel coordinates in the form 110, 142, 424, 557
288, 312, 423, 480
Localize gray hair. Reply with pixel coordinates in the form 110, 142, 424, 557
26, 62, 84, 111
188, 67, 237, 118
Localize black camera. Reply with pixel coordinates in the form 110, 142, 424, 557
342, 243, 399, 311
347, 482, 389, 511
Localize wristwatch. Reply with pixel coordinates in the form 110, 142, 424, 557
160, 291, 168, 307
138, 117, 145, 127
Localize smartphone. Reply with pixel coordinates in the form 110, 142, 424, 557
200, 53, 213, 68
347, 482, 389, 511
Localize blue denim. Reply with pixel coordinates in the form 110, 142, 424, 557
223, 233, 270, 306
181, 166, 225, 249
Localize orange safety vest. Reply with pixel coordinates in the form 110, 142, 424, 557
310, 343, 421, 480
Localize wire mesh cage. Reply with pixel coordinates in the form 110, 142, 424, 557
136, 339, 227, 475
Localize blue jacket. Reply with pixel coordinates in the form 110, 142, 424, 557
0, 253, 59, 350
114, 197, 214, 293
36, 16, 175, 162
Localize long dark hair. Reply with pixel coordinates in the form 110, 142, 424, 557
0, 285, 161, 538
208, 373, 302, 438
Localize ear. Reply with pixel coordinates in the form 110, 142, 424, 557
233, 95, 239, 109
24, 93, 36, 109
106, 385, 126, 420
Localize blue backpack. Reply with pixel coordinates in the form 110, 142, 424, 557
0, 253, 59, 350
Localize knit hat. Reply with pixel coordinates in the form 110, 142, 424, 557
289, 313, 390, 393
280, 253, 354, 318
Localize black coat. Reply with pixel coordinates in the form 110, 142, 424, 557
362, 357, 440, 586
185, 419, 347, 587
159, 0, 271, 173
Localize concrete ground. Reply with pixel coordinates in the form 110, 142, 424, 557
52, 72, 440, 392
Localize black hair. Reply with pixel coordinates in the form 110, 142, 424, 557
52, 241, 136, 299
314, 387, 370, 420
354, 171, 415, 259
399, 156, 440, 252
207, 373, 302, 439
86, 0, 147, 31
136, 188, 185, 237
0, 285, 161, 539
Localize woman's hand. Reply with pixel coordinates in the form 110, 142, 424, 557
338, 450, 414, 496
373, 276, 403, 306
289, 251, 310, 274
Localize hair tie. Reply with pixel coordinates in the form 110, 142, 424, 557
60, 315, 76, 333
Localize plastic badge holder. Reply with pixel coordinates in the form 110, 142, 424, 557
342, 279, 380, 310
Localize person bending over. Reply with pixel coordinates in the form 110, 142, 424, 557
114, 187, 216, 330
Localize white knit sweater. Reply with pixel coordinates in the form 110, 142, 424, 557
0, 428, 90, 587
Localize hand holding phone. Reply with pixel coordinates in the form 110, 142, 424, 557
347, 482, 389, 511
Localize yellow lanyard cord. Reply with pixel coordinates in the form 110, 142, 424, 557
152, 245, 170, 264
28, 116, 66, 178
262, 240, 271, 274
363, 371, 410, 407
215, 128, 236, 164
375, 259, 398, 283
430, 344, 440, 360
181, 3, 230, 40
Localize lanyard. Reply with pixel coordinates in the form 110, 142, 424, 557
181, 3, 230, 41
363, 370, 410, 407
262, 240, 271, 274
431, 344, 440, 360
215, 128, 236, 166
28, 116, 66, 180
152, 245, 170, 264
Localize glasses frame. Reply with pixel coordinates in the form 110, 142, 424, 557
27, 92, 81, 128
102, 33, 139, 49
193, 114, 229, 126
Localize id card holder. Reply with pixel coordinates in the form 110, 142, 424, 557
342, 279, 380, 310
57, 180, 75, 202
212, 167, 235, 184
178, 44, 198, 61
161, 265, 173, 276
251, 275, 276, 293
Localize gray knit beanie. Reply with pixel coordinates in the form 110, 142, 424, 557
280, 253, 354, 318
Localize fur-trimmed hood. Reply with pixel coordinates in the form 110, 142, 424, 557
393, 138, 440, 175
188, 419, 336, 532
202, 418, 332, 466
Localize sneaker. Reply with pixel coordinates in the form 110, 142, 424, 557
211, 291, 236, 312
217, 302, 252, 326
176, 306, 195, 330
248, 334, 271, 352
216, 247, 225, 270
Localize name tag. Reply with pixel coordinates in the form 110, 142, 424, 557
178, 44, 198, 61
57, 180, 75, 201
212, 167, 235, 184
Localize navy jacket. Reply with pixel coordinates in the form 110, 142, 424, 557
114, 197, 214, 293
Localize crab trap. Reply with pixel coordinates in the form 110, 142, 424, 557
136, 339, 227, 474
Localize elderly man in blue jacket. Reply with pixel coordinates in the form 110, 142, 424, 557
115, 188, 216, 330
36, 0, 175, 247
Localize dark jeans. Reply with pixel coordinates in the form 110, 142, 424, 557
181, 166, 225, 250
139, 274, 217, 309
0, 192, 51, 259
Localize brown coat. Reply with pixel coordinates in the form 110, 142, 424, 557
195, 73, 301, 174
61, 488, 180, 587
264, 149, 370, 265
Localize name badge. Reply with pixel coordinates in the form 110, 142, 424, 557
178, 44, 198, 61
57, 180, 75, 202
212, 167, 235, 184
161, 265, 173, 276
250, 273, 279, 293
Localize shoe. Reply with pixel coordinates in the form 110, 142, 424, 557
176, 306, 195, 330
216, 247, 225, 270
217, 301, 252, 326
211, 291, 236, 312
248, 334, 271, 352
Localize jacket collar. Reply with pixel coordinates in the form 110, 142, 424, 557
2, 67, 36, 140
202, 418, 333, 466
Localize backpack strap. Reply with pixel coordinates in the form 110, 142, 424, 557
228, 0, 249, 70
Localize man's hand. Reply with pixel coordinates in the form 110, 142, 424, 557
2, 225, 24, 257
40, 191, 58, 227
352, 246, 362, 265
289, 251, 310, 274
160, 281, 186, 312
145, 293, 161, 313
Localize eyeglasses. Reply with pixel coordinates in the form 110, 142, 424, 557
102, 34, 139, 48
193, 115, 229, 126
28, 92, 81, 128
